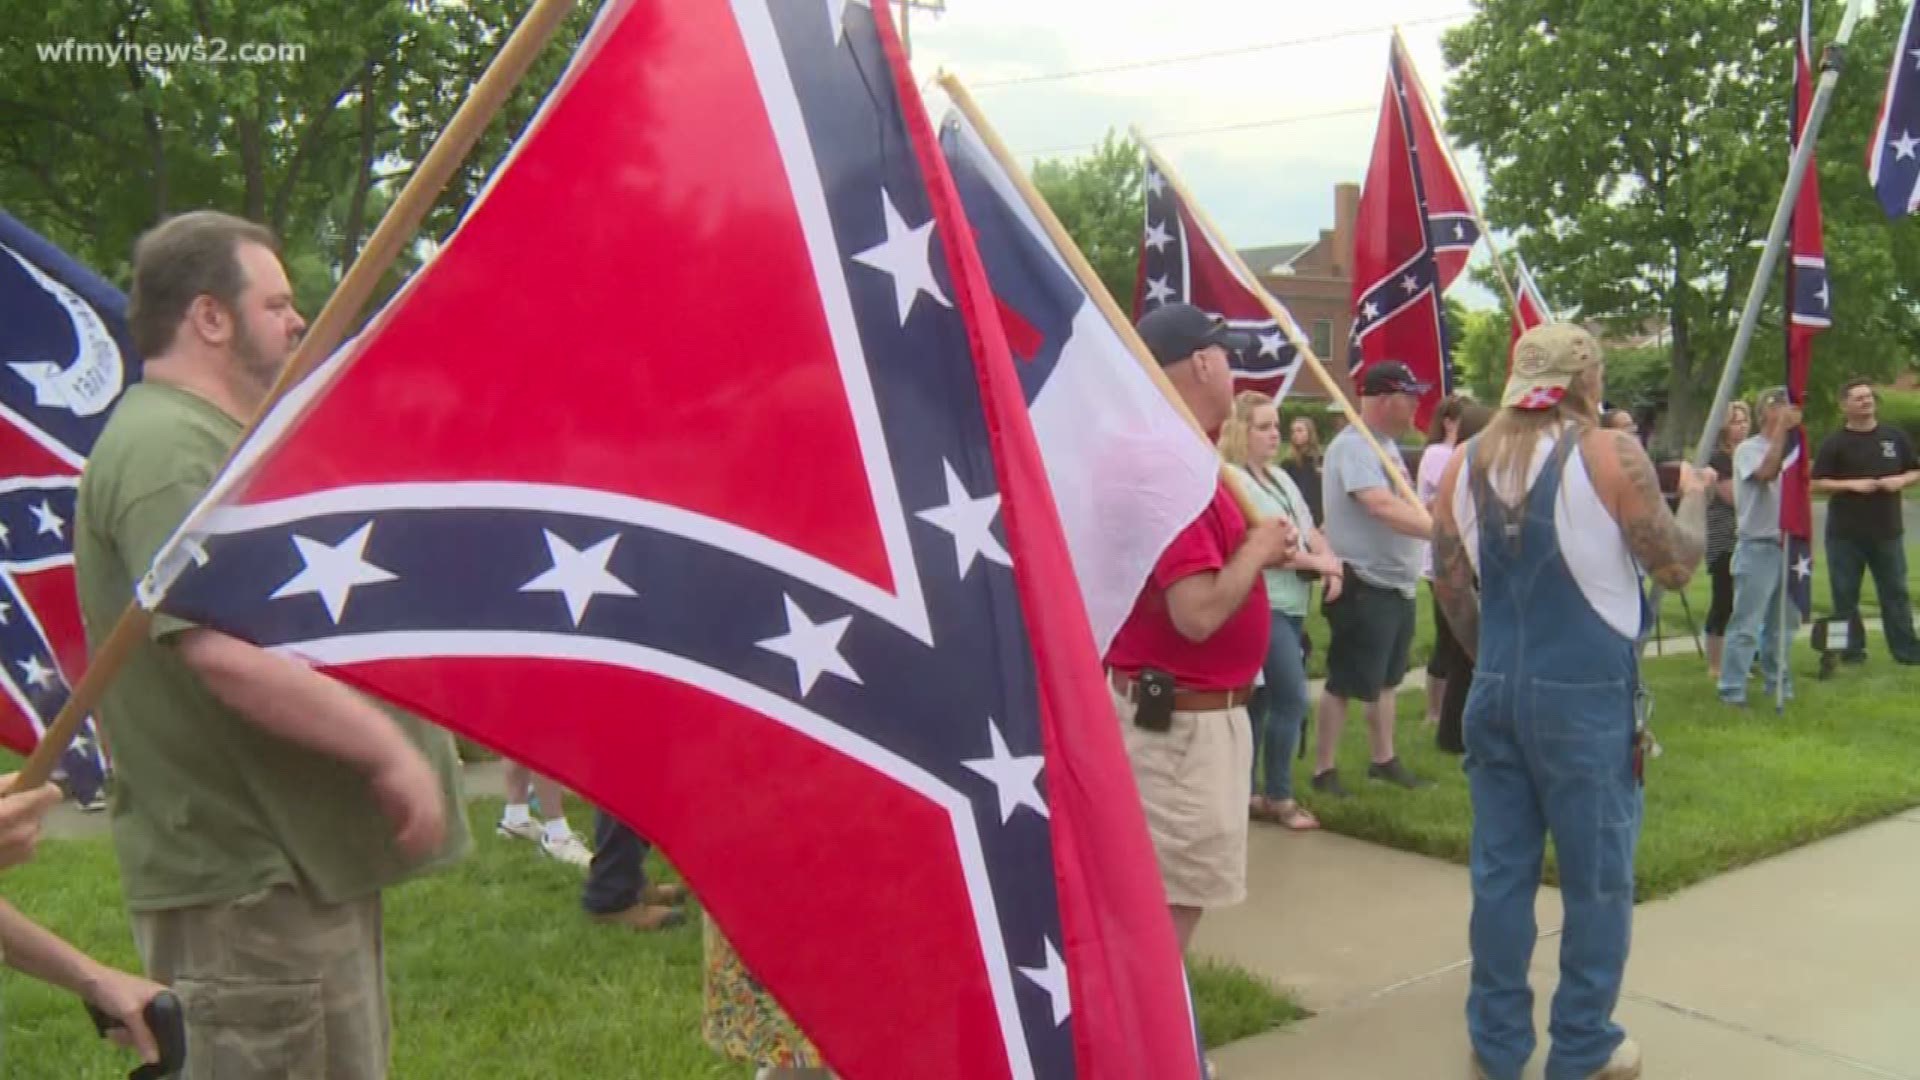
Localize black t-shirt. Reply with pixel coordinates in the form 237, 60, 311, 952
1812, 425, 1918, 540
1282, 458, 1324, 525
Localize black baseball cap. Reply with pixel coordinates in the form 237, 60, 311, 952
1360, 361, 1431, 398
1136, 302, 1246, 367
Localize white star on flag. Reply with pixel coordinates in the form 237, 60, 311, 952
1145, 169, 1166, 196
1257, 332, 1284, 360
961, 718, 1047, 823
29, 501, 63, 539
0, 600, 11, 625
1144, 275, 1175, 305
1400, 274, 1419, 294
1893, 131, 1919, 161
1454, 221, 1467, 240
270, 522, 399, 624
1794, 554, 1813, 580
851, 188, 951, 325
1816, 281, 1830, 309
915, 461, 1012, 578
0, 519, 11, 547
757, 594, 861, 697
1910, 46, 1920, 71
1018, 938, 1072, 1025
1143, 219, 1173, 253
1362, 300, 1381, 321
15, 654, 55, 692
520, 530, 638, 627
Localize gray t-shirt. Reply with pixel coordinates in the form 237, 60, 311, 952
1322, 423, 1424, 595
1733, 433, 1783, 541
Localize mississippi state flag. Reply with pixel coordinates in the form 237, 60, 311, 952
0, 210, 130, 801
939, 108, 1217, 653
1351, 40, 1454, 427
1868, 0, 1920, 218
1784, 0, 1832, 617
138, 3, 1199, 1078
1509, 256, 1555, 354
1133, 149, 1303, 399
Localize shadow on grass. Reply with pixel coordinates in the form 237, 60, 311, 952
1302, 649, 1920, 901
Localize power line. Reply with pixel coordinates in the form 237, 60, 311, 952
970, 11, 1470, 90
1013, 104, 1377, 159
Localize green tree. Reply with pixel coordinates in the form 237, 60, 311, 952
0, 1, 597, 316
1030, 130, 1144, 307
1442, 0, 1920, 453
1452, 307, 1509, 403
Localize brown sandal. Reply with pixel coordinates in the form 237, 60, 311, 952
1274, 800, 1320, 831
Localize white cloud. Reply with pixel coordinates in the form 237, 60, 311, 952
909, 0, 1506, 306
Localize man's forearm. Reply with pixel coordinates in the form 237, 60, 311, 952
175, 630, 416, 777
1812, 477, 1876, 494
1751, 429, 1792, 481
0, 900, 100, 995
1165, 545, 1268, 643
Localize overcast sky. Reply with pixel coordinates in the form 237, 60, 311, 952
907, 0, 1501, 304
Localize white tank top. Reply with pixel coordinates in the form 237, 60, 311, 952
1451, 431, 1644, 640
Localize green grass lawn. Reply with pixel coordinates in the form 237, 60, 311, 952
1303, 648, 1920, 901
0, 799, 1298, 1076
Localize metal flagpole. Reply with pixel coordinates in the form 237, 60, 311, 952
4, 0, 583, 793
1643, 0, 1863, 661
1688, 0, 1864, 475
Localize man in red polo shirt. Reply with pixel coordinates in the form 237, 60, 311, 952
1110, 303, 1298, 949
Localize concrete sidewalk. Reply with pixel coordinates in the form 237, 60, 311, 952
1198, 810, 1920, 1079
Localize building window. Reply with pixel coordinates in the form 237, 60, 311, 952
1312, 320, 1333, 359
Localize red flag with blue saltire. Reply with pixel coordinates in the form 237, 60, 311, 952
1509, 256, 1554, 355
1392, 33, 1482, 290
1867, 0, 1920, 217
1133, 149, 1304, 400
1351, 39, 1453, 428
135, 3, 1201, 1077
1785, 0, 1831, 617
0, 209, 131, 803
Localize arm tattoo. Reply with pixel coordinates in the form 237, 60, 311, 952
1613, 432, 1706, 590
1431, 511, 1480, 662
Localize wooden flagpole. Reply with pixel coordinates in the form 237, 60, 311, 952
936, 75, 1263, 522
6, 0, 581, 794
1392, 27, 1523, 319
1132, 128, 1424, 510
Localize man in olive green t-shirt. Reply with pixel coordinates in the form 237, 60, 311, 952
74, 211, 469, 1079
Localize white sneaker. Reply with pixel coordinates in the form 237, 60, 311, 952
1586, 1038, 1641, 1080
496, 818, 544, 843
539, 831, 594, 867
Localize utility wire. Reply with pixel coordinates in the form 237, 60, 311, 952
1013, 104, 1377, 159
970, 11, 1470, 90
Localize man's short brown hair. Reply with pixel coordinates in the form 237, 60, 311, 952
1840, 377, 1876, 399
127, 211, 278, 358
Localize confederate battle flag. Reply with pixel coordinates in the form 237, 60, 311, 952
136, 2, 1199, 1078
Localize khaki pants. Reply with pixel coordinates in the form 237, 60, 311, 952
132, 883, 388, 1080
1113, 687, 1252, 908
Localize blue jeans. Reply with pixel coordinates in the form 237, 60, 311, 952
1465, 673, 1643, 1080
1249, 612, 1308, 802
581, 810, 653, 915
1717, 538, 1799, 703
1826, 531, 1919, 662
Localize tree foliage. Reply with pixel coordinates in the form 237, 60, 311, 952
1443, 0, 1920, 452
1030, 130, 1144, 308
0, 1, 598, 316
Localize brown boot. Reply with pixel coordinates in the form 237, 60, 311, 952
591, 903, 685, 932
641, 882, 688, 906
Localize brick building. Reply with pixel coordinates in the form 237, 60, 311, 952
1236, 181, 1361, 402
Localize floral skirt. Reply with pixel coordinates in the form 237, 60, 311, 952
702, 914, 823, 1068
